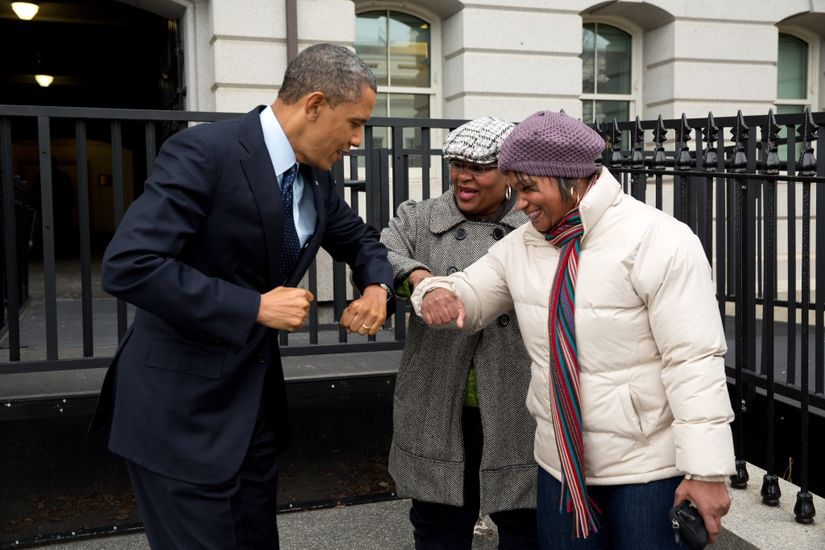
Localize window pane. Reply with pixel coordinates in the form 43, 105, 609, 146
582, 100, 594, 123
369, 93, 430, 149
581, 24, 596, 94
776, 103, 805, 163
594, 101, 630, 150
594, 100, 629, 124
777, 34, 807, 100
371, 92, 389, 148
596, 24, 631, 95
388, 11, 430, 87
373, 92, 389, 118
355, 11, 389, 86
776, 104, 805, 116
389, 93, 429, 119
390, 93, 430, 149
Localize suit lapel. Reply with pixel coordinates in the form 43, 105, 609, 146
238, 107, 282, 285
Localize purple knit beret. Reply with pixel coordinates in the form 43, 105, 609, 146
498, 111, 605, 179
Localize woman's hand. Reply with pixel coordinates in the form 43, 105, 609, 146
419, 288, 466, 328
673, 479, 732, 544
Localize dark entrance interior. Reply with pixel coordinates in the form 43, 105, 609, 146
0, 0, 184, 109
0, 0, 186, 265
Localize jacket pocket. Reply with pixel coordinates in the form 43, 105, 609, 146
618, 384, 649, 443
145, 338, 224, 380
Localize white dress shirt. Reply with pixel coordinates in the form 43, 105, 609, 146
259, 106, 317, 247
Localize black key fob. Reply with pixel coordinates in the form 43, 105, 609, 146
669, 501, 709, 549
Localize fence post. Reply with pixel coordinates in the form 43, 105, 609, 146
759, 110, 781, 506
702, 113, 722, 306
630, 116, 645, 202
674, 114, 692, 223
1, 118, 19, 359
793, 109, 818, 525
652, 115, 666, 211
730, 111, 750, 490
607, 119, 625, 194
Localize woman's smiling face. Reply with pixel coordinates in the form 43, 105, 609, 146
507, 172, 577, 232
450, 161, 509, 217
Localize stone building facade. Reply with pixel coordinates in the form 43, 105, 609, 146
132, 0, 825, 122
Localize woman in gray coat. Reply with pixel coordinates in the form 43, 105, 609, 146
381, 117, 538, 549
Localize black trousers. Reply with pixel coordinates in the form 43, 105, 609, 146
410, 406, 539, 550
127, 388, 281, 550
127, 440, 280, 550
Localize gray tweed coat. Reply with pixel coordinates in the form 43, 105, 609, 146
381, 190, 536, 514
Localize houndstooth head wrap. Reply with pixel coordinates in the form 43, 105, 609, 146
442, 116, 516, 166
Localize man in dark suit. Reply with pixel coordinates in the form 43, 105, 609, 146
92, 43, 394, 549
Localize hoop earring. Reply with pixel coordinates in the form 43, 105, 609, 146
505, 186, 512, 200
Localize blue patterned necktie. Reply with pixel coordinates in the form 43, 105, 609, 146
279, 164, 301, 283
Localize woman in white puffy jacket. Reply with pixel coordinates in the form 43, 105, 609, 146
411, 111, 735, 550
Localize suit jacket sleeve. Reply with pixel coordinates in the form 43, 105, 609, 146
101, 126, 260, 348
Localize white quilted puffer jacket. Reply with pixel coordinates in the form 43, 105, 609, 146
412, 168, 735, 485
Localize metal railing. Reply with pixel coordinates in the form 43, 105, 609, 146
597, 109, 824, 523
1, 104, 824, 522
0, 106, 466, 377
0, 176, 36, 334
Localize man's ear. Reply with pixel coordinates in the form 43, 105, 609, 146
304, 92, 326, 120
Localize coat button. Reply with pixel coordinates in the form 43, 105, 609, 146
447, 266, 458, 274
493, 228, 505, 240
498, 314, 510, 327
455, 228, 466, 240
257, 353, 267, 364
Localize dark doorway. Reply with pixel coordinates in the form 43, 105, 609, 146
0, 0, 184, 109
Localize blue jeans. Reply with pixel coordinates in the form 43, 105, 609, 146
537, 467, 684, 550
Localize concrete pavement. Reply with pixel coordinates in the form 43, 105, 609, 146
23, 499, 502, 550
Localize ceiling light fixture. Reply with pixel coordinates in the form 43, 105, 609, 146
11, 2, 39, 20
35, 74, 54, 87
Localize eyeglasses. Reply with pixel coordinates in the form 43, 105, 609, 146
447, 160, 498, 175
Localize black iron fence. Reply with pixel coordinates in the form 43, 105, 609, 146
1, 105, 824, 526
0, 176, 36, 334
596, 109, 824, 523
0, 106, 469, 380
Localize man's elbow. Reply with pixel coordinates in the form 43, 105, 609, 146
99, 259, 121, 296
100, 251, 135, 298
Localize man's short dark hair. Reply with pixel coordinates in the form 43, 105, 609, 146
278, 43, 377, 108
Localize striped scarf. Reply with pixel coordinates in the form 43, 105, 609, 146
545, 207, 600, 538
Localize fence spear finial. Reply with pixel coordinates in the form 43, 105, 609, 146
610, 118, 623, 167
761, 109, 780, 175
675, 113, 692, 171
631, 116, 645, 169
702, 112, 719, 172
797, 107, 819, 177
731, 110, 749, 173
653, 114, 667, 170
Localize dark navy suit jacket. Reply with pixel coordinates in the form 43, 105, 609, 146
93, 107, 393, 485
